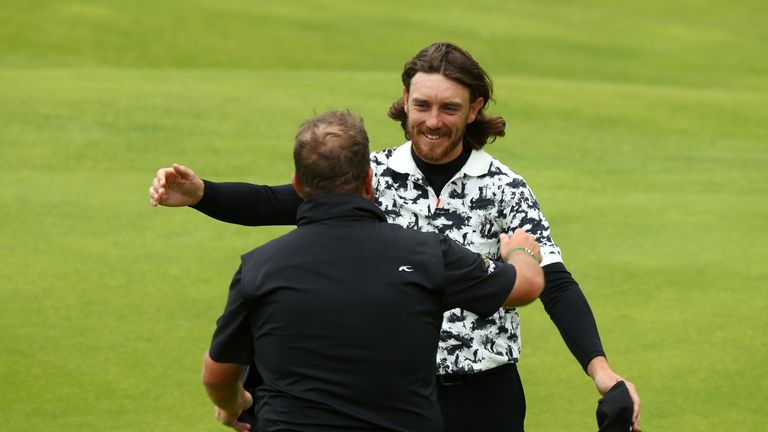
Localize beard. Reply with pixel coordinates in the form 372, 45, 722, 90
407, 120, 467, 164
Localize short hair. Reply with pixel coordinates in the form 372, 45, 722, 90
387, 42, 506, 150
293, 110, 370, 199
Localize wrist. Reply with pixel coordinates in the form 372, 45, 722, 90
504, 247, 540, 263
587, 356, 612, 379
218, 391, 245, 416
192, 179, 205, 206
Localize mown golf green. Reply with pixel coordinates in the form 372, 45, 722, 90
1, 1, 766, 430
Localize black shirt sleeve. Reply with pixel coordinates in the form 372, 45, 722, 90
209, 265, 254, 365
439, 236, 517, 317
191, 180, 302, 226
540, 261, 606, 373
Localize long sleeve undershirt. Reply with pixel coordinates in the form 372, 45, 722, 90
192, 181, 302, 226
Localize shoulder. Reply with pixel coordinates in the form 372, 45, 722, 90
370, 143, 415, 190
240, 229, 299, 267
461, 149, 522, 182
481, 152, 525, 181
370, 147, 398, 166
471, 154, 536, 198
237, 230, 305, 296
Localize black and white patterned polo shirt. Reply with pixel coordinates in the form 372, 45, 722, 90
371, 142, 563, 374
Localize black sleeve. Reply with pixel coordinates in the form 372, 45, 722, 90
209, 265, 254, 365
540, 261, 606, 373
190, 180, 303, 226
439, 236, 517, 318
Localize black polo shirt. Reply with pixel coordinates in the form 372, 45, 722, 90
209, 193, 517, 432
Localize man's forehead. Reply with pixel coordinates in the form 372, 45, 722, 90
408, 73, 470, 103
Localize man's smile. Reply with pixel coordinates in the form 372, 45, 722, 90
423, 130, 446, 141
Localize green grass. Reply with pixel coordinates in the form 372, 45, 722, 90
1, 1, 766, 430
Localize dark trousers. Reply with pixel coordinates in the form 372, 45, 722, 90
437, 363, 526, 432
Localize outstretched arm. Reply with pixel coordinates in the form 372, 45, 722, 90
194, 180, 302, 226
541, 263, 640, 431
540, 263, 605, 368
148, 163, 302, 226
506, 177, 640, 429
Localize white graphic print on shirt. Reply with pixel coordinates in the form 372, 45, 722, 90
371, 142, 562, 374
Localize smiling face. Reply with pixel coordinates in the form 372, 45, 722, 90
404, 72, 484, 164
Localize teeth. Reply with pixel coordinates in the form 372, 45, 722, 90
425, 133, 441, 140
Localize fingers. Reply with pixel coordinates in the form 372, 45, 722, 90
499, 229, 542, 263
510, 228, 534, 246
225, 420, 251, 431
149, 165, 181, 207
148, 186, 159, 207
231, 390, 254, 431
172, 163, 196, 180
155, 164, 187, 188
624, 380, 641, 431
215, 408, 251, 431
605, 376, 641, 431
149, 175, 165, 207
504, 229, 532, 244
155, 166, 174, 187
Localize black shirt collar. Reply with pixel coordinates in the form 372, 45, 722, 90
412, 145, 472, 195
296, 193, 386, 226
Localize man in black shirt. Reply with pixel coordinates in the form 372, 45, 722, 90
201, 110, 545, 432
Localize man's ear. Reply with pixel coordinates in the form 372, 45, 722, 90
467, 97, 485, 124
402, 87, 409, 113
363, 168, 374, 200
291, 174, 305, 199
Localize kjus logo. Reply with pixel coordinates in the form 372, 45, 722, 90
482, 256, 496, 274
398, 265, 414, 272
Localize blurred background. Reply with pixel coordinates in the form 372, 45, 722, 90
1, 1, 766, 430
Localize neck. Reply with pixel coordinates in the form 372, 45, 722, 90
411, 145, 472, 196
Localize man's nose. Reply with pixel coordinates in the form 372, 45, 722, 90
425, 109, 442, 129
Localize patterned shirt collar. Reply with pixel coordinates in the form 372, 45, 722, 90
388, 141, 495, 178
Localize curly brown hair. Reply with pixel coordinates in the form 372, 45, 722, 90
387, 42, 505, 150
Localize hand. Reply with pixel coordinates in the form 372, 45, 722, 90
499, 229, 541, 263
498, 229, 545, 306
214, 389, 254, 431
148, 163, 205, 207
588, 356, 641, 431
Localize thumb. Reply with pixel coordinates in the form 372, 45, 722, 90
172, 163, 192, 179
499, 233, 510, 253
